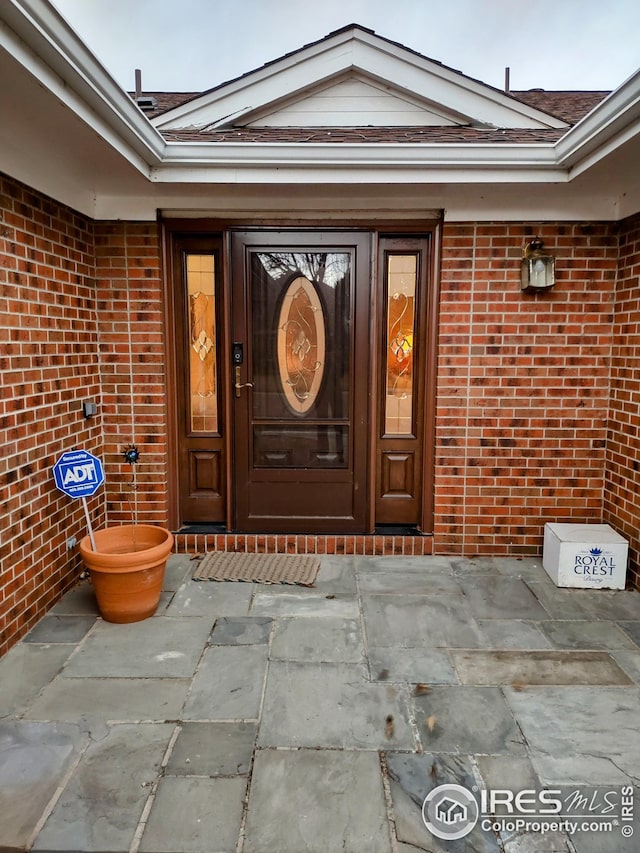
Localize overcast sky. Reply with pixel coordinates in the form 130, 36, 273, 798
51, 0, 640, 95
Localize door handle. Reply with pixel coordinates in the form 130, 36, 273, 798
234, 365, 254, 398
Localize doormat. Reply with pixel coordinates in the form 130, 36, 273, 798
192, 551, 320, 586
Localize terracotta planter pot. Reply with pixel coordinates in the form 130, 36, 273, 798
79, 524, 174, 623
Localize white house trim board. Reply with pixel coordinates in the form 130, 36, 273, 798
156, 140, 562, 179
94, 181, 619, 222
154, 25, 567, 132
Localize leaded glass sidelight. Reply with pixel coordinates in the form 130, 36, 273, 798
186, 254, 218, 433
385, 254, 417, 435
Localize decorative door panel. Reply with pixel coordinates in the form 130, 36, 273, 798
375, 235, 432, 525
231, 231, 371, 532
173, 235, 226, 524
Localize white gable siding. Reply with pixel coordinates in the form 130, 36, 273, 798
245, 78, 458, 127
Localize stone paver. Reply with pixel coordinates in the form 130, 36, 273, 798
358, 569, 461, 595
0, 720, 85, 853
270, 615, 365, 662
539, 619, 638, 650
243, 749, 393, 853
611, 649, 640, 683
62, 616, 212, 678
452, 556, 548, 579
25, 676, 191, 725
618, 621, 640, 646
504, 686, 640, 784
2, 554, 640, 853
0, 643, 75, 716
362, 593, 486, 648
259, 660, 414, 749
477, 619, 553, 650
251, 589, 358, 618
32, 723, 173, 852
368, 646, 458, 684
475, 755, 541, 792
386, 752, 499, 852
458, 576, 549, 620
571, 822, 640, 853
49, 580, 99, 614
314, 555, 358, 592
413, 686, 527, 754
163, 554, 195, 591
183, 644, 268, 720
23, 614, 97, 644
167, 580, 254, 617
210, 616, 272, 645
580, 591, 640, 621
524, 582, 604, 620
166, 722, 256, 775
140, 776, 246, 853
451, 650, 633, 686
357, 555, 453, 572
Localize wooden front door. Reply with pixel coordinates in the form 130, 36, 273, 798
231, 230, 371, 533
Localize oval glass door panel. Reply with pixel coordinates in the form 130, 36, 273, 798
277, 276, 326, 414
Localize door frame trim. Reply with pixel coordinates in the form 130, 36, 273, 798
162, 217, 442, 533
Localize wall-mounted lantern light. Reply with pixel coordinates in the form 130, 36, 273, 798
521, 237, 555, 292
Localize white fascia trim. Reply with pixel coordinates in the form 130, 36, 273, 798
2, 0, 166, 169
555, 69, 640, 175
159, 141, 561, 168
153, 142, 565, 183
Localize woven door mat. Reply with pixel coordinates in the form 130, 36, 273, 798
192, 551, 320, 586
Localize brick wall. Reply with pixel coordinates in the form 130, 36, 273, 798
435, 223, 617, 557
94, 223, 169, 527
0, 175, 103, 654
605, 213, 640, 588
0, 180, 169, 654
2, 179, 639, 654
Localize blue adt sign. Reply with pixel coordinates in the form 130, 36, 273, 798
53, 449, 104, 499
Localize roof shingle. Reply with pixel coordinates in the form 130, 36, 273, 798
509, 90, 609, 124
132, 90, 609, 127
160, 126, 568, 144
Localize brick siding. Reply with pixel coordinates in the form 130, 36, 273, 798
0, 175, 103, 654
94, 222, 169, 527
1, 171, 639, 654
435, 223, 617, 555
605, 213, 640, 588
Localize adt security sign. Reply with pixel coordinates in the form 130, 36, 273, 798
53, 449, 104, 499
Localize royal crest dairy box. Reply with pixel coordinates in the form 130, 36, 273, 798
543, 523, 628, 589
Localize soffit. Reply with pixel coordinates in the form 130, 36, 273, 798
0, 44, 151, 217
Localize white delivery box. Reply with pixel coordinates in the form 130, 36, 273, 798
543, 523, 628, 589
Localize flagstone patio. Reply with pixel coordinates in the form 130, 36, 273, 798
1, 554, 639, 852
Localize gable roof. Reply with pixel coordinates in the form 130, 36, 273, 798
152, 24, 571, 134
3, 1, 640, 222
